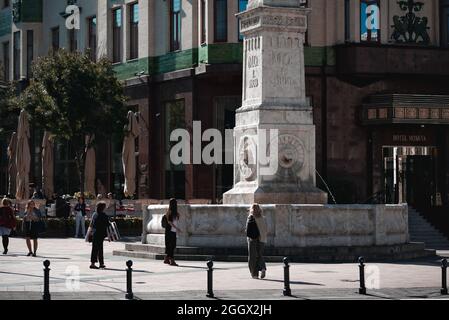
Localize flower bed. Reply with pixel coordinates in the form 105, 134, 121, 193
13, 217, 142, 238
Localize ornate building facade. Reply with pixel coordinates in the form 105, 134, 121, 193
0, 0, 449, 210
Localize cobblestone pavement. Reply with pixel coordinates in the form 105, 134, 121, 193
0, 238, 448, 300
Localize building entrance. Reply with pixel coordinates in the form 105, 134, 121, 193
383, 146, 438, 208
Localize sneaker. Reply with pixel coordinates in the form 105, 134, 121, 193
260, 270, 266, 279
90, 265, 99, 269
99, 265, 106, 269
251, 275, 258, 279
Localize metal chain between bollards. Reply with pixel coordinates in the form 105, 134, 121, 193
43, 260, 51, 301
125, 260, 134, 300
206, 260, 214, 298
358, 256, 366, 295
441, 258, 448, 295
283, 257, 291, 296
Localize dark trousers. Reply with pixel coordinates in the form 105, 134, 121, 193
248, 239, 267, 277
2, 236, 8, 251
165, 231, 177, 258
90, 235, 104, 265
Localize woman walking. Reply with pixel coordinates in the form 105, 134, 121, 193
246, 203, 268, 279
164, 198, 182, 266
74, 196, 87, 238
89, 202, 110, 269
0, 198, 17, 254
23, 200, 43, 257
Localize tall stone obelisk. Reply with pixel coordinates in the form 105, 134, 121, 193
223, 0, 328, 204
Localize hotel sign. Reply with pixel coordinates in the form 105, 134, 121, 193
392, 135, 427, 143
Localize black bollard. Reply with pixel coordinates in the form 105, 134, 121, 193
283, 257, 291, 296
441, 258, 448, 295
206, 260, 214, 298
125, 260, 134, 300
358, 256, 366, 295
43, 260, 51, 300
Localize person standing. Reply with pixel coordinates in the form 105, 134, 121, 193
0, 198, 17, 255
89, 202, 110, 269
246, 203, 268, 279
74, 196, 87, 238
164, 198, 182, 266
23, 200, 42, 257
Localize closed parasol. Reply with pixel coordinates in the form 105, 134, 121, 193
122, 111, 140, 198
41, 131, 54, 199
15, 110, 31, 200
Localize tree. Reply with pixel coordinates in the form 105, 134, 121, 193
0, 81, 20, 141
19, 49, 128, 195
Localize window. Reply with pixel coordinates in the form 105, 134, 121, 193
238, 0, 248, 41
68, 29, 77, 52
201, 0, 206, 44
170, 0, 181, 51
2, 42, 9, 81
13, 31, 20, 80
26, 30, 33, 78
4, 0, 10, 8
214, 0, 227, 42
344, 0, 350, 41
51, 27, 59, 51
112, 7, 122, 63
360, 0, 380, 42
87, 16, 97, 61
165, 100, 185, 199
129, 3, 139, 60
442, 0, 449, 47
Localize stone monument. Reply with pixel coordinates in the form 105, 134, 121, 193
113, 0, 430, 262
223, 0, 327, 205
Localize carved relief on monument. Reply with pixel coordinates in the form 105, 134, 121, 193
271, 134, 305, 182
238, 134, 257, 182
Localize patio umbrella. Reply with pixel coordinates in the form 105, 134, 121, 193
84, 135, 96, 196
41, 131, 54, 199
15, 110, 31, 200
122, 111, 140, 198
7, 132, 17, 197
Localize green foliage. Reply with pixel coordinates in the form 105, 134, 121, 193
0, 82, 20, 140
18, 49, 128, 192
20, 49, 128, 144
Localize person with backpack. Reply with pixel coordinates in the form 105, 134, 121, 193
162, 198, 182, 266
246, 203, 267, 279
0, 198, 17, 255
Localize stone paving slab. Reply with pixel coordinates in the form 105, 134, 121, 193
0, 238, 448, 300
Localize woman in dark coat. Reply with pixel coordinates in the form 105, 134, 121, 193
0, 198, 17, 255
164, 198, 182, 266
89, 202, 110, 269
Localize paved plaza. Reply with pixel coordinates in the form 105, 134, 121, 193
0, 237, 448, 300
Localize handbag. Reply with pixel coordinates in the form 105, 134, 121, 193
85, 226, 93, 243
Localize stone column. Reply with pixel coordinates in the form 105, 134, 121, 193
223, 0, 327, 204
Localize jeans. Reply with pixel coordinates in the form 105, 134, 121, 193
248, 239, 266, 277
75, 212, 86, 238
